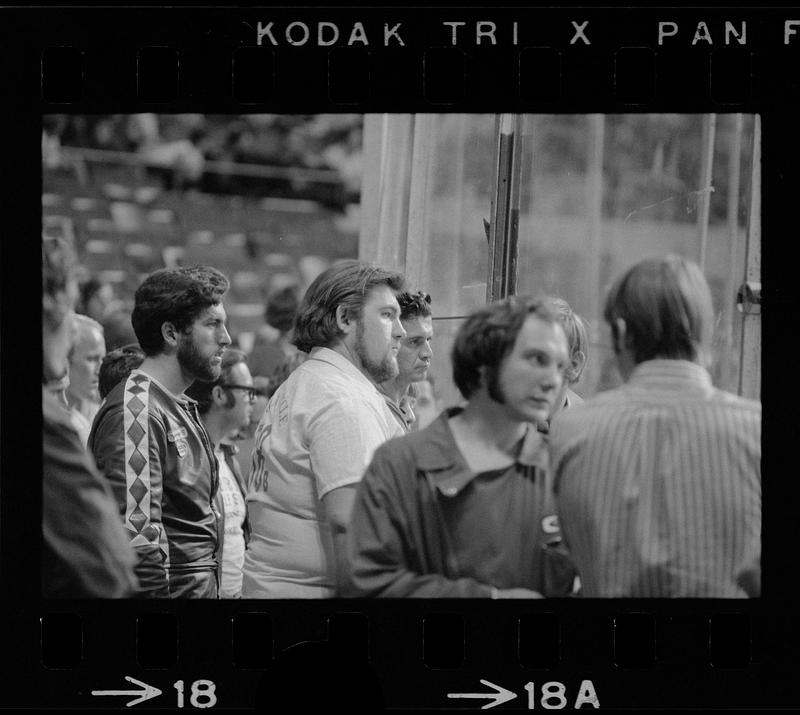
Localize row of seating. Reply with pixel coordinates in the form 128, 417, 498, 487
43, 172, 359, 337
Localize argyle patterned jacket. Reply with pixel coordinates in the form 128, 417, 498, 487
89, 369, 221, 597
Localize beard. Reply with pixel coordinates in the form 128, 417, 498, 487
177, 333, 220, 382
355, 321, 398, 383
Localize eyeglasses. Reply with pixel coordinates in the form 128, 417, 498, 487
219, 384, 259, 403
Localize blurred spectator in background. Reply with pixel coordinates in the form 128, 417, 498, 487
101, 309, 139, 352
128, 113, 206, 191
410, 376, 439, 431
186, 349, 255, 598
248, 283, 301, 379
98, 343, 145, 400
66, 314, 106, 443
379, 291, 434, 432
42, 236, 137, 598
77, 278, 116, 323
547, 297, 588, 422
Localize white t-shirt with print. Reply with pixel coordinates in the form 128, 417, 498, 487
242, 347, 403, 598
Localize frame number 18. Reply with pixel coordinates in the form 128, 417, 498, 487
174, 680, 217, 708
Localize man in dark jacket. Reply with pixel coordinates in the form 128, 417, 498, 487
89, 266, 231, 598
42, 236, 137, 598
344, 295, 578, 598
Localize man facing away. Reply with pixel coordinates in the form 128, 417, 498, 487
90, 266, 232, 598
550, 254, 761, 597
344, 295, 578, 598
242, 260, 406, 598
185, 349, 255, 598
379, 290, 434, 432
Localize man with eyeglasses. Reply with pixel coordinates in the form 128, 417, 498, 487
186, 349, 255, 598
379, 291, 434, 432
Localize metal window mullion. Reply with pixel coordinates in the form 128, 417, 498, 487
505, 114, 523, 297
486, 113, 522, 303
738, 114, 761, 400
722, 113, 744, 393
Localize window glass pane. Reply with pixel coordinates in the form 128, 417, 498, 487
426, 318, 467, 417
411, 114, 496, 410
516, 113, 757, 399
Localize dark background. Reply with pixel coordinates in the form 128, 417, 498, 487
1, 4, 797, 711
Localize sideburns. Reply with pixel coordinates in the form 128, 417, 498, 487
485, 364, 506, 405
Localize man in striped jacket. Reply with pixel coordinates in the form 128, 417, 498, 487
90, 266, 232, 598
550, 255, 761, 597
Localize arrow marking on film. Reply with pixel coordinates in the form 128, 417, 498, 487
91, 675, 162, 707
447, 679, 517, 709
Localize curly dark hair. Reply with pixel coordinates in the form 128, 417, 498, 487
131, 265, 230, 356
397, 290, 432, 320
451, 295, 561, 400
292, 260, 405, 353
98, 343, 145, 399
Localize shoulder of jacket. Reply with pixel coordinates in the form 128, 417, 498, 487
712, 389, 761, 412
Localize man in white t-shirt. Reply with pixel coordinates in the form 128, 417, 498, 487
185, 349, 255, 598
242, 260, 407, 598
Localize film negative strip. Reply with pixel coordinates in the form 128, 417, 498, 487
1, 3, 798, 711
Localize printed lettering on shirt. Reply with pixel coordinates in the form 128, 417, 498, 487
277, 396, 289, 425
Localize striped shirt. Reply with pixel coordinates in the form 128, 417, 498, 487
550, 360, 761, 598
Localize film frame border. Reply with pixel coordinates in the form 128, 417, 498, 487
2, 3, 798, 711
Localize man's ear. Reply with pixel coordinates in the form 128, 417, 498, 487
162, 321, 179, 348
335, 305, 353, 334
211, 384, 227, 407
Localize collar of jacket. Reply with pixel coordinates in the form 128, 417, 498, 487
219, 441, 240, 456
415, 406, 548, 497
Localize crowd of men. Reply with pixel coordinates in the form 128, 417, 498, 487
42, 235, 761, 600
